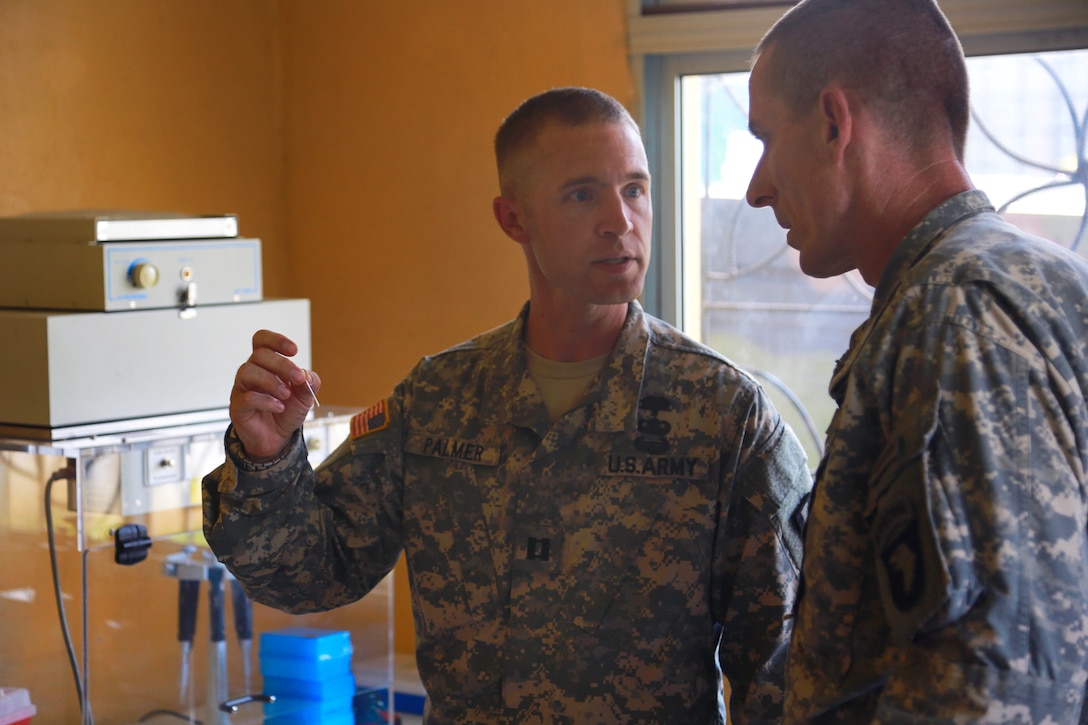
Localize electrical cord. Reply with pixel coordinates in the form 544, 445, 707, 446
136, 709, 202, 724
747, 367, 825, 458
82, 548, 94, 725
44, 463, 95, 722
44, 469, 78, 690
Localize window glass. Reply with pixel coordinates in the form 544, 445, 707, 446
679, 48, 1088, 461
642, 0, 797, 11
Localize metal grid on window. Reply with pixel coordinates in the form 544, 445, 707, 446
642, 0, 797, 13
678, 48, 1088, 461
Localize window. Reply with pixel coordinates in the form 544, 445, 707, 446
641, 0, 797, 12
633, 2, 1088, 462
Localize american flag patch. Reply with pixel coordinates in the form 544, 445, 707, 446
351, 399, 390, 439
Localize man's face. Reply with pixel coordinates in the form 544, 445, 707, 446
510, 120, 652, 309
745, 49, 855, 279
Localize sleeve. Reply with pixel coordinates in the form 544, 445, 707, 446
202, 396, 405, 615
869, 297, 1087, 722
715, 393, 813, 724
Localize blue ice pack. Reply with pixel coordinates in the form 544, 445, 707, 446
259, 627, 353, 682
263, 672, 355, 701
262, 705, 354, 725
263, 695, 354, 725
260, 627, 353, 660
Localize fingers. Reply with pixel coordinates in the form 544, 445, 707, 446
231, 362, 292, 413
227, 330, 321, 460
251, 329, 298, 357
233, 331, 317, 411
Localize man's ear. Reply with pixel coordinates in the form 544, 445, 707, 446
493, 196, 530, 244
819, 85, 853, 163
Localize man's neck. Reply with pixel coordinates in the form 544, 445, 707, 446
857, 154, 973, 286
524, 301, 629, 362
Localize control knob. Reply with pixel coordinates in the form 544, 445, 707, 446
130, 262, 160, 288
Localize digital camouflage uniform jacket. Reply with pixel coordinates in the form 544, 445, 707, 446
786, 191, 1088, 723
204, 300, 812, 724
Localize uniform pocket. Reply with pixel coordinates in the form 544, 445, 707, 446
403, 430, 503, 635
566, 449, 717, 633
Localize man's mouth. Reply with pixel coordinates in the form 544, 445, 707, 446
596, 255, 635, 265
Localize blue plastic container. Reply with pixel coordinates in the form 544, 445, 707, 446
263, 672, 355, 701
259, 627, 353, 661
263, 696, 354, 725
259, 654, 351, 681
259, 627, 353, 682
262, 707, 354, 725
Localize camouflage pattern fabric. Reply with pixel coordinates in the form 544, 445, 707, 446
786, 190, 1088, 723
204, 300, 812, 724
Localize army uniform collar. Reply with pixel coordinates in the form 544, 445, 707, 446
480, 301, 650, 437
828, 190, 994, 405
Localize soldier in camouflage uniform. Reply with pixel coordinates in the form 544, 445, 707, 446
745, 0, 1088, 722
203, 87, 812, 723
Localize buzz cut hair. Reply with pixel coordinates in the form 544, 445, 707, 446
494, 87, 640, 197
753, 0, 970, 160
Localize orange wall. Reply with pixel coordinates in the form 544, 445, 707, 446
0, 0, 288, 289
281, 1, 635, 405
279, 0, 635, 655
0, 0, 634, 712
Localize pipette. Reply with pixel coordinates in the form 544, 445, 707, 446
178, 578, 200, 702
208, 567, 228, 704
230, 579, 254, 692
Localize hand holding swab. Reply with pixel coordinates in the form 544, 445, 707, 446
303, 370, 320, 408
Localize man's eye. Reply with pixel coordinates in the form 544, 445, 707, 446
624, 185, 644, 199
570, 189, 591, 202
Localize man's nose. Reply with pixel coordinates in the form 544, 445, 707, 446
746, 155, 775, 209
599, 191, 634, 236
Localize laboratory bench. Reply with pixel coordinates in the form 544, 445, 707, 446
0, 407, 395, 725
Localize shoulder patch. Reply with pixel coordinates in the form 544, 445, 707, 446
351, 399, 390, 439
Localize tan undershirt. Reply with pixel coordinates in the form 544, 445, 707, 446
526, 347, 609, 421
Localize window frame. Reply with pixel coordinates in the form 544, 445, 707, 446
631, 0, 1088, 325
